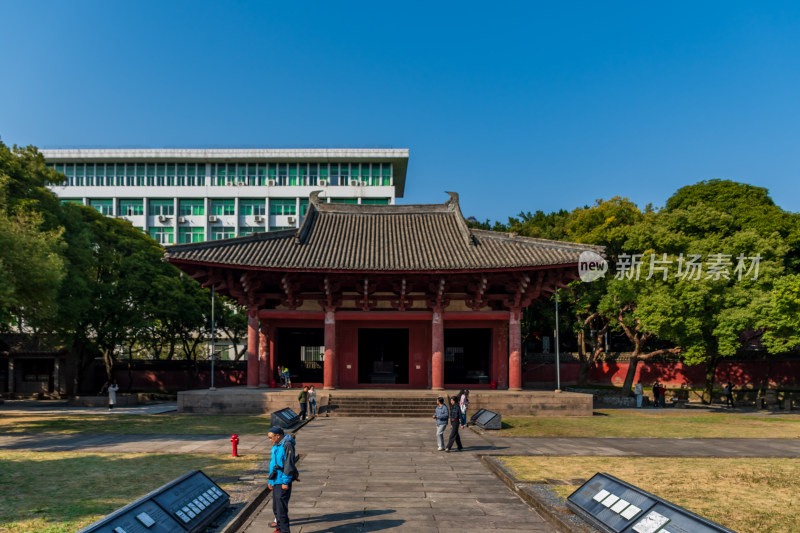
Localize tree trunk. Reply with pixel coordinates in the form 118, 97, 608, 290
621, 355, 640, 395
703, 355, 719, 404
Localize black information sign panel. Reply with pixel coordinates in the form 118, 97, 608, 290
271, 407, 300, 428
567, 473, 736, 533
77, 470, 229, 533
470, 408, 502, 430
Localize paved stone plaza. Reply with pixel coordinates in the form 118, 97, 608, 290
240, 417, 554, 533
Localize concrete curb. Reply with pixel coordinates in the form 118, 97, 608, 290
219, 484, 271, 533
480, 455, 580, 533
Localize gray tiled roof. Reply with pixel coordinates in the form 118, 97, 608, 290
165, 192, 603, 272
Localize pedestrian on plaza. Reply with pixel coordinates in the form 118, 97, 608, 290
445, 395, 464, 452
659, 384, 667, 408
433, 396, 449, 450
308, 385, 317, 416
108, 380, 119, 410
652, 382, 660, 408
283, 366, 292, 388
298, 386, 308, 421
277, 366, 285, 388
459, 389, 470, 427
634, 381, 643, 408
267, 426, 298, 533
724, 382, 735, 408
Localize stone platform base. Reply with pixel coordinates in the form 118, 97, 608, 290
178, 387, 592, 416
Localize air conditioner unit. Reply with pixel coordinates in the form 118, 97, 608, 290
158, 215, 167, 222
319, 179, 327, 186
254, 215, 263, 222
208, 215, 218, 223
268, 179, 276, 186
178, 217, 187, 224
287, 216, 296, 225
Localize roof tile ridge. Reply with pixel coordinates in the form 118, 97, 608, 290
471, 229, 605, 251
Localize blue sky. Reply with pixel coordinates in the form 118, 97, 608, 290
2, 1, 799, 222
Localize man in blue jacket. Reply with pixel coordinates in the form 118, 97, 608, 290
433, 397, 449, 450
267, 426, 298, 533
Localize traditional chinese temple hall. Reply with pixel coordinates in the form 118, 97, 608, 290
165, 192, 599, 414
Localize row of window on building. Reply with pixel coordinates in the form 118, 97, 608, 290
146, 226, 275, 244
61, 197, 390, 217
47, 162, 393, 188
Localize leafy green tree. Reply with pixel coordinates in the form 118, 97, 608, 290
0, 143, 66, 330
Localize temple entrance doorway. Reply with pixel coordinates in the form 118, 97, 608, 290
357, 328, 410, 385
444, 328, 492, 384
276, 328, 324, 384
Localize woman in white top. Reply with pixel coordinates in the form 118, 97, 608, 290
108, 380, 120, 410
308, 385, 317, 416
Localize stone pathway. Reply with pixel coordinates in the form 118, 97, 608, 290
240, 417, 554, 532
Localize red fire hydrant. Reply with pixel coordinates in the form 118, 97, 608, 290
230, 434, 239, 457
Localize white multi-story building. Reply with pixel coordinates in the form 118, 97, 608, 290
42, 148, 409, 245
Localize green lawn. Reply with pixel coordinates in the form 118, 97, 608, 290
499, 456, 800, 533
0, 452, 260, 533
501, 409, 800, 438
0, 413, 273, 435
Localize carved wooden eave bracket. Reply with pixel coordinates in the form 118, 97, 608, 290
354, 276, 378, 311
391, 277, 413, 311
465, 275, 488, 311
280, 275, 303, 310
426, 278, 450, 311
318, 275, 343, 311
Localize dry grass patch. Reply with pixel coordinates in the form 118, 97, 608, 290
499, 456, 800, 533
0, 451, 260, 533
502, 409, 800, 438
0, 413, 273, 435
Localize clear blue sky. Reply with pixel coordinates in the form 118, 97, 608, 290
2, 1, 799, 222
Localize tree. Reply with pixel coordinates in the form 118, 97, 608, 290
0, 143, 67, 330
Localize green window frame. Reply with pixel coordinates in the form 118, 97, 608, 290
211, 227, 236, 240
149, 227, 174, 245
60, 199, 83, 206
239, 226, 266, 237
149, 199, 174, 216
361, 198, 390, 205
300, 199, 310, 217
119, 199, 144, 216
211, 199, 235, 216
381, 163, 391, 185
240, 200, 266, 216
179, 199, 204, 216
329, 198, 358, 204
269, 199, 296, 215
179, 227, 205, 243
90, 199, 113, 215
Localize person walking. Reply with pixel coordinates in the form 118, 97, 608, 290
634, 381, 643, 408
267, 426, 298, 533
107, 380, 119, 410
298, 386, 308, 421
445, 395, 463, 452
652, 382, 660, 408
277, 366, 285, 388
283, 366, 292, 388
724, 382, 735, 408
308, 385, 317, 416
433, 397, 449, 450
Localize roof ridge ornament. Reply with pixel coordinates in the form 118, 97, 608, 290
445, 191, 475, 247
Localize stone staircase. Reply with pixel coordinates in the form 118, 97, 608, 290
324, 394, 440, 417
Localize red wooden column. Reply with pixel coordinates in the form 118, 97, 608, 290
246, 309, 259, 388
268, 324, 276, 388
494, 323, 509, 389
258, 322, 269, 387
508, 307, 523, 391
431, 306, 445, 390
323, 306, 337, 389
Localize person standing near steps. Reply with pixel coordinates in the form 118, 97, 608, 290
433, 397, 449, 450
445, 395, 463, 452
267, 426, 298, 533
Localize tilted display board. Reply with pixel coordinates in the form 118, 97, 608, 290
469, 408, 502, 430
567, 473, 736, 533
77, 470, 229, 533
270, 407, 300, 428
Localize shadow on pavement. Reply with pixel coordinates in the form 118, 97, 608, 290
291, 509, 396, 527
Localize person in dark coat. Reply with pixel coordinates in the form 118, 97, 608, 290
445, 395, 463, 452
